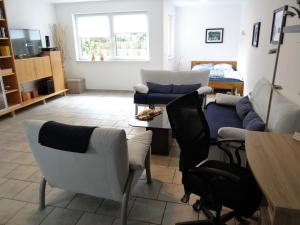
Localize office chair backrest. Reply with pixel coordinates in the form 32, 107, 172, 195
166, 91, 211, 171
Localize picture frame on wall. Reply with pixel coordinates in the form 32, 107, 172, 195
205, 28, 224, 43
252, 22, 261, 47
270, 5, 288, 45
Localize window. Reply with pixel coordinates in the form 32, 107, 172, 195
75, 12, 149, 61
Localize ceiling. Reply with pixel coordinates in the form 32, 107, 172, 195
47, 0, 246, 6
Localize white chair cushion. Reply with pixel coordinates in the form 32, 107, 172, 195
133, 84, 149, 94
218, 127, 247, 140
127, 131, 152, 170
215, 93, 242, 106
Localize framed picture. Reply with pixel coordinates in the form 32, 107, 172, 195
270, 5, 288, 45
205, 28, 224, 43
252, 22, 261, 47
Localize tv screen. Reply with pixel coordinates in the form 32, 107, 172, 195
10, 29, 43, 58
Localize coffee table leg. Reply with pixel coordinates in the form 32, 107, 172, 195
147, 128, 171, 155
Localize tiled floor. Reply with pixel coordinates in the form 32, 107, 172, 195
0, 91, 258, 225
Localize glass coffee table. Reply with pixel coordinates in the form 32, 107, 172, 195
129, 108, 172, 155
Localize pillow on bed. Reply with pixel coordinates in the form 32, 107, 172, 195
172, 83, 201, 94
213, 64, 234, 71
192, 64, 214, 71
147, 82, 173, 93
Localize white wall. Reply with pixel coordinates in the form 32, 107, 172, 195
238, 0, 300, 105
163, 0, 176, 70
175, 3, 243, 71
55, 0, 164, 91
6, 0, 56, 47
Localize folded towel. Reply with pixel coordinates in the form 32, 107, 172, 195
38, 121, 96, 153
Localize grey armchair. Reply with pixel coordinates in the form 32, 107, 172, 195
23, 120, 152, 225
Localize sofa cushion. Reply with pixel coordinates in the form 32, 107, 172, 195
243, 111, 265, 131
147, 93, 182, 104
133, 84, 149, 94
172, 83, 201, 94
215, 93, 242, 106
134, 92, 148, 104
236, 96, 253, 120
204, 102, 243, 140
147, 82, 173, 93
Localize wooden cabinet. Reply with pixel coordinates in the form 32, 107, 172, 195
15, 58, 35, 83
43, 51, 65, 92
34, 56, 52, 79
15, 56, 52, 83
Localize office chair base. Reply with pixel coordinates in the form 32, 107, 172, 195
176, 220, 213, 225
181, 194, 190, 203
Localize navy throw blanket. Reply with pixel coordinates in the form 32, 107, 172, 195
38, 121, 97, 153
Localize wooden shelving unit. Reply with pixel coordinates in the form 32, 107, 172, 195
0, 0, 67, 118
0, 0, 22, 112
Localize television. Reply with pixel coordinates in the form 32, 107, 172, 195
10, 29, 43, 58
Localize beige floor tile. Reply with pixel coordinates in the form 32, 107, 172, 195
132, 179, 162, 200
0, 179, 31, 198
150, 155, 170, 167
40, 207, 83, 225
0, 150, 22, 162
168, 157, 179, 167
0, 199, 26, 224
113, 218, 148, 225
26, 170, 42, 183
158, 183, 184, 203
76, 212, 114, 225
129, 198, 166, 224
0, 162, 19, 177
151, 165, 175, 183
14, 183, 52, 203
6, 165, 39, 180
12, 153, 35, 165
162, 202, 199, 225
97, 198, 135, 218
172, 169, 182, 184
6, 203, 54, 225
0, 177, 7, 185
67, 194, 103, 213
46, 188, 76, 207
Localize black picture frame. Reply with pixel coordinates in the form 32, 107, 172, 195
252, 22, 261, 47
270, 5, 288, 45
205, 28, 224, 44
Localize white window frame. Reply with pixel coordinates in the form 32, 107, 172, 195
73, 12, 150, 61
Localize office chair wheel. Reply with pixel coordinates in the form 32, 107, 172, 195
181, 194, 190, 203
193, 200, 202, 212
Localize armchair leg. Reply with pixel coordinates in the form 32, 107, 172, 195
145, 149, 152, 184
121, 170, 135, 225
39, 176, 46, 210
135, 105, 138, 115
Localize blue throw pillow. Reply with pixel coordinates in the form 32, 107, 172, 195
147, 82, 173, 93
236, 96, 253, 120
243, 111, 265, 131
172, 83, 201, 94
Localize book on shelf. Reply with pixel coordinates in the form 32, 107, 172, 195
0, 46, 10, 56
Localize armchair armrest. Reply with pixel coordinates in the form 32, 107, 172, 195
127, 131, 152, 170
215, 93, 242, 106
197, 86, 213, 95
133, 84, 149, 94
189, 167, 240, 183
218, 127, 247, 140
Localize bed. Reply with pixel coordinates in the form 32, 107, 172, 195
191, 60, 244, 95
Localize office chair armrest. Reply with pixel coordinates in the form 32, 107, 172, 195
189, 167, 240, 183
217, 139, 245, 167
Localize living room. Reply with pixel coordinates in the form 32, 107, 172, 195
0, 0, 299, 225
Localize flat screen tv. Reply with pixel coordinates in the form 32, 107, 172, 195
10, 29, 43, 58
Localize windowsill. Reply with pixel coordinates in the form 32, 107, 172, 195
76, 59, 150, 63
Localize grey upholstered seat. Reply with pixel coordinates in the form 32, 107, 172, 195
23, 120, 152, 225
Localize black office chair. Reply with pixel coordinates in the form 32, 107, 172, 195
166, 91, 262, 225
